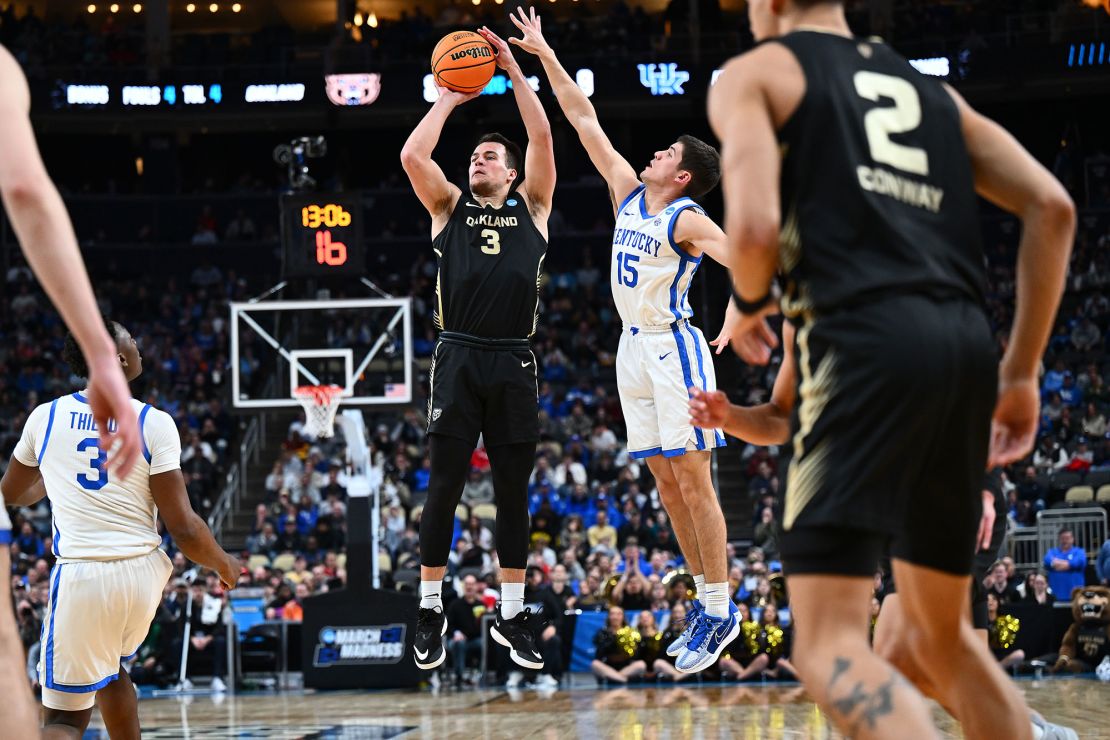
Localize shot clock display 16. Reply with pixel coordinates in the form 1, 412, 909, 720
281, 193, 365, 278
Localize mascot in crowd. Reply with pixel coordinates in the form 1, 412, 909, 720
1052, 586, 1110, 681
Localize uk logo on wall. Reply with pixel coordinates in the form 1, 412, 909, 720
637, 63, 690, 96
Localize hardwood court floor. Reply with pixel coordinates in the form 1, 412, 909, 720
84, 678, 1109, 739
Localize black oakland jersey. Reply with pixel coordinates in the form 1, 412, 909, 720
773, 31, 985, 318
432, 192, 547, 339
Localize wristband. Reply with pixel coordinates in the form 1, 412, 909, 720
730, 282, 775, 315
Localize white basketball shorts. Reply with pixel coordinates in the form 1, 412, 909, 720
617, 320, 726, 460
39, 548, 172, 710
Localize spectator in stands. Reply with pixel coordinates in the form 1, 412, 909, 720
1033, 434, 1068, 473
1044, 528, 1087, 599
577, 569, 607, 610
543, 563, 578, 613
318, 467, 347, 501
446, 575, 487, 687
590, 606, 647, 684
554, 451, 588, 488
279, 583, 309, 621
1098, 538, 1110, 586
588, 510, 618, 550
174, 582, 229, 692
745, 576, 778, 612
461, 467, 494, 507
1023, 572, 1055, 606
984, 561, 1020, 604
247, 522, 278, 558
462, 515, 494, 552
611, 559, 651, 610
753, 506, 781, 561
1001, 556, 1023, 594
275, 519, 303, 555
1082, 403, 1107, 438
1016, 466, 1048, 512
13, 522, 43, 559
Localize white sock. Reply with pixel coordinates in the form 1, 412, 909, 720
704, 582, 729, 620
501, 581, 525, 619
693, 574, 706, 603
419, 580, 442, 611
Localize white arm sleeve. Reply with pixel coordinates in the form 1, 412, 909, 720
144, 409, 183, 475
12, 402, 50, 467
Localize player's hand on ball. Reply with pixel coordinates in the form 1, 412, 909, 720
689, 387, 729, 429
508, 6, 550, 56
435, 85, 481, 107
988, 376, 1039, 468
86, 354, 141, 477
477, 26, 516, 71
219, 554, 243, 589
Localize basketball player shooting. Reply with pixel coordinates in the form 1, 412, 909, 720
1, 318, 243, 739
0, 45, 142, 737
708, 0, 1074, 737
508, 7, 738, 673
401, 26, 556, 671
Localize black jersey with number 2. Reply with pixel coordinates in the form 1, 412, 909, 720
773, 31, 985, 318
431, 192, 547, 339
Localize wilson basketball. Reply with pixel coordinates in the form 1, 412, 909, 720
431, 31, 496, 93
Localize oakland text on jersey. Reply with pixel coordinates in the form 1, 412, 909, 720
612, 226, 662, 257
466, 213, 519, 228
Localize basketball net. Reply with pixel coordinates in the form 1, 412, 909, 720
293, 385, 344, 438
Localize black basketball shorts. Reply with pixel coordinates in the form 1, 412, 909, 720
426, 331, 539, 447
779, 294, 998, 578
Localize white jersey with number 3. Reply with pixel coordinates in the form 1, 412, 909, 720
14, 392, 181, 562
611, 184, 704, 328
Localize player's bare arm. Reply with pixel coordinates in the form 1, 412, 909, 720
0, 459, 45, 508
707, 47, 804, 366
478, 26, 556, 233
691, 321, 796, 445
0, 47, 140, 476
400, 87, 478, 235
150, 470, 242, 588
671, 207, 730, 266
508, 7, 639, 212
946, 87, 1076, 467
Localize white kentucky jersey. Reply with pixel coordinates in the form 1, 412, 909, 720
13, 392, 181, 561
611, 184, 705, 328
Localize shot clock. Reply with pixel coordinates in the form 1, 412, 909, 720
281, 193, 365, 278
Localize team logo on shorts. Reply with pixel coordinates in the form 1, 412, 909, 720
506, 198, 518, 206
432, 408, 442, 421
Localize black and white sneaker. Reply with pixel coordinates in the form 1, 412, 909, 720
490, 606, 545, 670
414, 607, 447, 669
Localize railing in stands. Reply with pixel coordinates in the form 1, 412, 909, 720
208, 414, 263, 542
1009, 507, 1108, 580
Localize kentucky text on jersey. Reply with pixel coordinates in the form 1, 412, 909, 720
68, 412, 118, 434
857, 165, 945, 213
466, 214, 518, 228
612, 227, 662, 257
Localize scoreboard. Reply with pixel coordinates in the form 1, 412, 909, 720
281, 193, 365, 278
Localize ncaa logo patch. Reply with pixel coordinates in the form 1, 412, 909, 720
665, 206, 675, 215
506, 198, 518, 206
432, 408, 442, 422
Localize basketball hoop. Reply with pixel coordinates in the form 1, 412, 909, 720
293, 385, 345, 438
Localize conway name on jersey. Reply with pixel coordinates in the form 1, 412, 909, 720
14, 393, 180, 561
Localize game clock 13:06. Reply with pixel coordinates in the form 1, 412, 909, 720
281, 193, 365, 278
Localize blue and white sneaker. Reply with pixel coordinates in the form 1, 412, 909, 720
666, 599, 704, 657
675, 601, 740, 674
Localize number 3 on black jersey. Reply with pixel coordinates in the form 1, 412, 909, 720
480, 229, 501, 255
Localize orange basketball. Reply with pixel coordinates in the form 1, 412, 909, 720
431, 31, 496, 93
